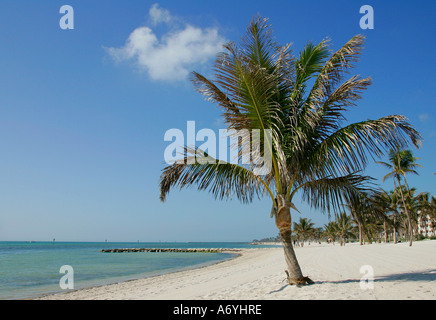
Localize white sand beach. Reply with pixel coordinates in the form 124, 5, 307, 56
36, 240, 436, 300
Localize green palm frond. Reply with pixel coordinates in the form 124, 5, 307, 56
190, 72, 248, 130
299, 173, 376, 215
304, 115, 422, 179
301, 35, 368, 133
159, 147, 275, 204
294, 40, 330, 87
307, 34, 366, 102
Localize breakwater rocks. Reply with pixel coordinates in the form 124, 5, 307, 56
100, 248, 242, 253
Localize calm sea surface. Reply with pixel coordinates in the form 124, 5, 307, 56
0, 241, 271, 300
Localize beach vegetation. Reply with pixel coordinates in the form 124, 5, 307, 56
377, 148, 422, 246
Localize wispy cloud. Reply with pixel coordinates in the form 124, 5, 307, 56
106, 3, 226, 82
149, 3, 172, 25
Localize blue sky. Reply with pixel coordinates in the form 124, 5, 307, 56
0, 1, 435, 242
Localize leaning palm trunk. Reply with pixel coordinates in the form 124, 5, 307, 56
275, 195, 313, 285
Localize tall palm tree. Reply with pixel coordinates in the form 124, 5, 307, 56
293, 218, 315, 246
159, 17, 422, 285
378, 149, 421, 246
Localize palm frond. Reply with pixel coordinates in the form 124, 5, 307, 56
159, 147, 272, 204
300, 173, 376, 216
304, 115, 422, 179
307, 34, 366, 104
295, 40, 330, 87
191, 72, 248, 131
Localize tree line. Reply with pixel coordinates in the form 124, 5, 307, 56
278, 148, 435, 247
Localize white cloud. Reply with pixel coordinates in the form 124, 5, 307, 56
106, 4, 226, 82
149, 3, 172, 26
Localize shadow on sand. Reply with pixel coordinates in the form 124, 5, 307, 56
315, 269, 436, 285
268, 269, 436, 293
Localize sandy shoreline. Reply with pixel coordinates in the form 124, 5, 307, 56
35, 240, 436, 300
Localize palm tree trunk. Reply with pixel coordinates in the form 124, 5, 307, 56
403, 176, 418, 241
384, 221, 388, 243
396, 177, 413, 246
393, 214, 398, 244
275, 194, 313, 286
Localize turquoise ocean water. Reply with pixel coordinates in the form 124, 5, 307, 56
0, 241, 269, 300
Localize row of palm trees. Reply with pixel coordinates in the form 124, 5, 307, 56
291, 173, 436, 247
293, 215, 355, 246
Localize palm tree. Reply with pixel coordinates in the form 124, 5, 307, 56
404, 188, 430, 237
344, 193, 365, 245
344, 190, 388, 245
335, 212, 356, 245
382, 189, 402, 243
324, 221, 339, 244
378, 149, 421, 246
159, 17, 422, 285
312, 227, 324, 243
370, 190, 395, 243
293, 218, 315, 246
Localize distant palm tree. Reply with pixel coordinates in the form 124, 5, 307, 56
312, 227, 324, 243
324, 221, 339, 244
404, 187, 430, 237
159, 17, 422, 285
370, 191, 395, 243
345, 193, 369, 245
335, 212, 355, 245
378, 149, 421, 246
382, 189, 402, 243
344, 191, 387, 245
293, 218, 315, 246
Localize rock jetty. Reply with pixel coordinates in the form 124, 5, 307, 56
100, 248, 242, 253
